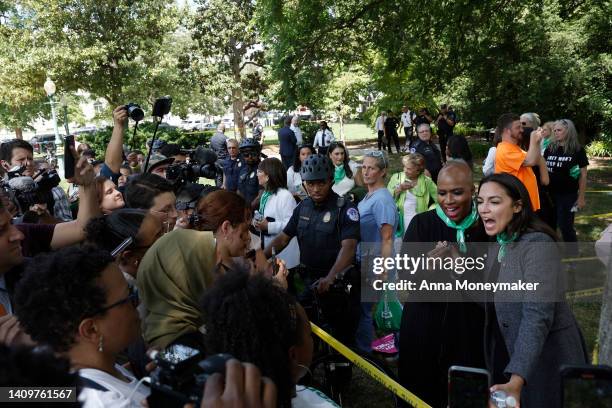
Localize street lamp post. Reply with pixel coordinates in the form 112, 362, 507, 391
44, 77, 62, 146
60, 95, 70, 136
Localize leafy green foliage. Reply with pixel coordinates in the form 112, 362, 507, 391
78, 124, 213, 159
586, 140, 612, 158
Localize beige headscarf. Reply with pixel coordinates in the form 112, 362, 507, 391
137, 229, 216, 349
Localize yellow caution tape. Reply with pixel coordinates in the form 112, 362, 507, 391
576, 212, 612, 221
592, 340, 599, 365
561, 256, 601, 263
310, 322, 432, 408
565, 287, 605, 300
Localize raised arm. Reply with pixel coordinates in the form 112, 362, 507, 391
51, 153, 99, 249
523, 128, 543, 167
105, 106, 128, 174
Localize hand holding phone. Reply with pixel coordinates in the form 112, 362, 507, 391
64, 135, 75, 180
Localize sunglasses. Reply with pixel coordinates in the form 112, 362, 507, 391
364, 150, 388, 168
241, 151, 259, 158
91, 285, 139, 316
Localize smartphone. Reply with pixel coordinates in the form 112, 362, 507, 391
561, 364, 612, 408
448, 365, 490, 408
64, 135, 75, 179
270, 247, 279, 276
155, 344, 201, 371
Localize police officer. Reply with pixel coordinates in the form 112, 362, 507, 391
237, 138, 262, 209
264, 154, 360, 342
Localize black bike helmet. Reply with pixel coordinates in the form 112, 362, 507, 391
300, 154, 333, 181
238, 138, 261, 151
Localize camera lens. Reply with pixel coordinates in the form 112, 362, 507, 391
126, 104, 144, 122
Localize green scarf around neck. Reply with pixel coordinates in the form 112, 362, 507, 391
260, 191, 272, 213
334, 164, 346, 184
435, 202, 479, 253
496, 232, 518, 262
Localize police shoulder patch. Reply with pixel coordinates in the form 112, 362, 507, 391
346, 207, 359, 222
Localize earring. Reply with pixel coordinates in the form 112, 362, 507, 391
98, 335, 104, 353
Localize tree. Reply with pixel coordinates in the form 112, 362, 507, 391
192, 0, 266, 138
258, 0, 610, 138
0, 1, 203, 136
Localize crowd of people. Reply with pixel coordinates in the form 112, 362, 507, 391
0, 103, 597, 408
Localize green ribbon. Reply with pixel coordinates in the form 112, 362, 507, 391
569, 165, 581, 179
496, 232, 518, 262
434, 202, 479, 253
259, 191, 272, 213
334, 164, 346, 184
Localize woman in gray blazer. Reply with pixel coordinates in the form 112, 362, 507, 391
477, 173, 587, 408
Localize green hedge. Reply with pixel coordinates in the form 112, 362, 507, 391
468, 140, 490, 160
78, 123, 214, 158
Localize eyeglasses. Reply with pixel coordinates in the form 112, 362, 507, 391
91, 285, 139, 316
241, 151, 259, 158
364, 150, 388, 168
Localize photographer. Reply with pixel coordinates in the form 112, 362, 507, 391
1, 140, 71, 222
4, 152, 98, 258
0, 139, 35, 178
159, 143, 187, 163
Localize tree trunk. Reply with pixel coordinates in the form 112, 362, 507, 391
230, 51, 246, 139
14, 127, 23, 139
232, 87, 245, 139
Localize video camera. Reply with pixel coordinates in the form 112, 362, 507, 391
166, 146, 220, 190
1, 165, 60, 217
147, 346, 233, 408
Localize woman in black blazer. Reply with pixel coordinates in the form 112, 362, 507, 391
476, 173, 587, 407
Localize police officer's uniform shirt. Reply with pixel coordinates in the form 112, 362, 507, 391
237, 160, 260, 204
283, 192, 360, 272
221, 157, 241, 192
409, 140, 443, 181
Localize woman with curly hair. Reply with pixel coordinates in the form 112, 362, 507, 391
201, 268, 338, 408
14, 246, 148, 407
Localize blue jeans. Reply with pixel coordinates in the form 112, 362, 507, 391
355, 302, 375, 354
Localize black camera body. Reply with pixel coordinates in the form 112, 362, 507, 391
166, 146, 220, 190
124, 103, 145, 122
153, 96, 172, 117
147, 346, 233, 408
1, 166, 61, 216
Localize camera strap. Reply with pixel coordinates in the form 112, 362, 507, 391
79, 376, 109, 392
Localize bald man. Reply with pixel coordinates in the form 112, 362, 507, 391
399, 159, 487, 408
